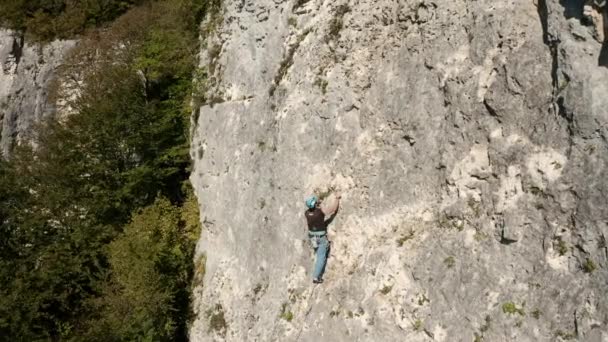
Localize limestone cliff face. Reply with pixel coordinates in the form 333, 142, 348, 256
189, 0, 608, 341
0, 29, 75, 156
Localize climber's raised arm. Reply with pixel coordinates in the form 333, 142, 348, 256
321, 193, 341, 219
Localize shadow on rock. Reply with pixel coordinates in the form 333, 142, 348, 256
560, 0, 586, 20
599, 40, 608, 67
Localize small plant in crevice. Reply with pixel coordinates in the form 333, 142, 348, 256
582, 258, 597, 273
253, 283, 263, 296
257, 140, 267, 151
379, 285, 393, 295
279, 302, 294, 322
502, 302, 525, 316
557, 78, 569, 94
396, 230, 415, 247
208, 304, 228, 336
444, 256, 456, 268
480, 315, 491, 333
199, 1, 226, 106
554, 237, 569, 256
288, 17, 297, 27
584, 144, 596, 155
417, 293, 430, 306
201, 0, 224, 37
192, 67, 209, 108
193, 253, 207, 286
412, 318, 423, 331
281, 311, 294, 322
269, 28, 312, 96
313, 77, 329, 94
288, 288, 300, 304
474, 230, 489, 241
531, 309, 542, 319
551, 161, 562, 170
292, 0, 311, 11
325, 4, 351, 43
528, 186, 547, 198
475, 316, 490, 340
555, 330, 575, 340
437, 214, 464, 231
251, 283, 269, 304
467, 197, 482, 218
207, 43, 223, 74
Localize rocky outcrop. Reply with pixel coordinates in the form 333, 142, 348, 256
0, 29, 75, 156
189, 0, 608, 341
583, 0, 607, 41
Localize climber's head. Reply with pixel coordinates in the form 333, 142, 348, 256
305, 195, 318, 209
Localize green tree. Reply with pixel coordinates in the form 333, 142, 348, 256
0, 0, 208, 339
83, 194, 200, 341
0, 0, 149, 40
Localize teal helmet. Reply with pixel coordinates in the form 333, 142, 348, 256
305, 196, 318, 209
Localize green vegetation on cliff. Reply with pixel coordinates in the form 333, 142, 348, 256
0, 0, 217, 41
0, 0, 212, 340
0, 0, 147, 40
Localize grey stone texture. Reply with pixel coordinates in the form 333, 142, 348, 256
190, 0, 608, 341
0, 29, 75, 157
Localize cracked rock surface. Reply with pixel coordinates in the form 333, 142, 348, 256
0, 29, 75, 157
189, 0, 608, 341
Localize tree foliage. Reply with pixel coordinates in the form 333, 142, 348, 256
0, 0, 149, 40
0, 0, 208, 340
82, 195, 200, 341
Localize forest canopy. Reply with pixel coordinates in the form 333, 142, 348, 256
0, 0, 214, 340
0, 0, 153, 40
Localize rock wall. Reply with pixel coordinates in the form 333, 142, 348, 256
189, 0, 608, 341
0, 29, 75, 157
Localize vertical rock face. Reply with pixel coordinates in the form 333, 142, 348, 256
0, 29, 75, 156
190, 0, 608, 341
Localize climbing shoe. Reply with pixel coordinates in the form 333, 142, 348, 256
313, 278, 323, 284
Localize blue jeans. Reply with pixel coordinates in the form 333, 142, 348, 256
310, 233, 329, 280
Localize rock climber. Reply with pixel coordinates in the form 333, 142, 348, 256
304, 193, 341, 284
